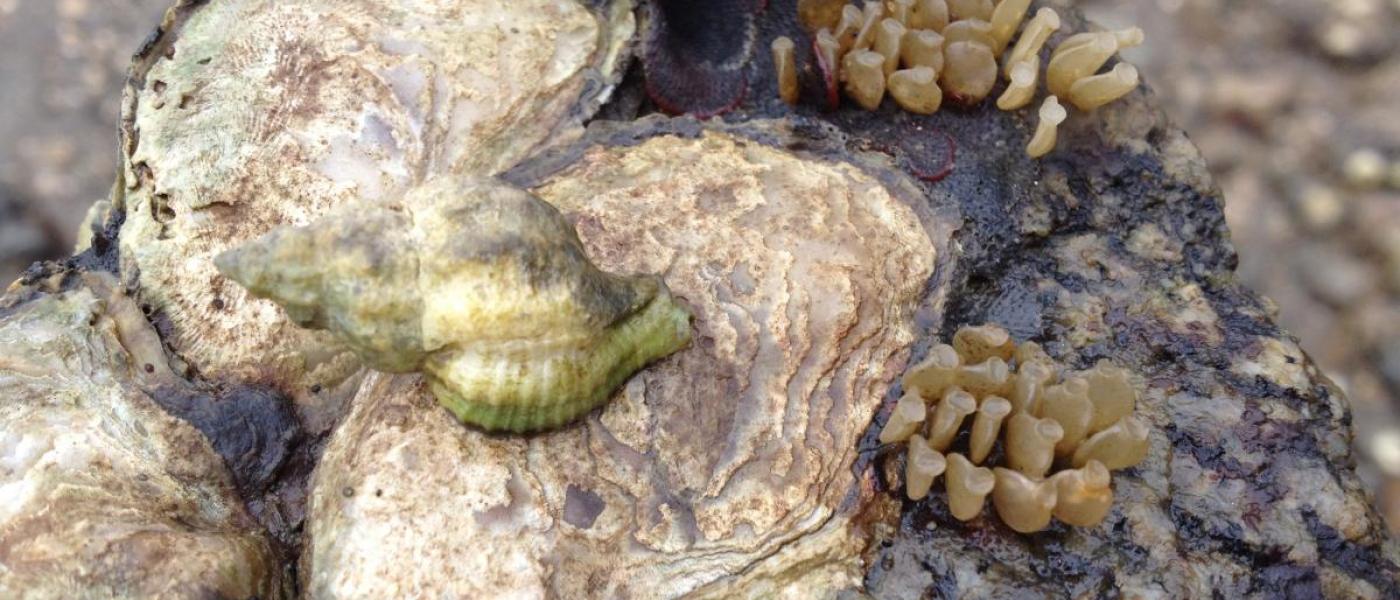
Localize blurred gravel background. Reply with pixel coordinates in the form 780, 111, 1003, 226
0, 0, 1397, 531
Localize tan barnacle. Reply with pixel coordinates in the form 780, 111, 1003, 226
947, 0, 993, 22
992, 468, 1058, 533
908, 0, 950, 31
1005, 411, 1063, 478
214, 176, 693, 433
835, 4, 864, 54
970, 396, 1012, 464
879, 389, 929, 443
946, 453, 996, 520
772, 37, 799, 105
996, 57, 1039, 111
853, 1, 887, 51
1037, 377, 1093, 457
889, 0, 916, 24
956, 355, 1012, 397
1067, 63, 1139, 111
1080, 359, 1137, 433
1072, 416, 1150, 470
901, 29, 945, 70
903, 343, 961, 398
876, 18, 908, 75
941, 41, 998, 104
815, 28, 843, 107
906, 434, 948, 500
942, 19, 997, 51
1003, 7, 1060, 78
1015, 340, 1052, 365
1051, 460, 1114, 526
1055, 27, 1145, 57
1009, 358, 1055, 414
988, 0, 1032, 55
889, 67, 944, 114
1027, 95, 1067, 159
952, 323, 1015, 363
843, 50, 888, 110
926, 387, 978, 451
1046, 32, 1119, 98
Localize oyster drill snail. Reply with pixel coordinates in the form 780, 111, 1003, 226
214, 176, 694, 432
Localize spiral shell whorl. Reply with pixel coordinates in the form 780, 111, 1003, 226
215, 176, 693, 432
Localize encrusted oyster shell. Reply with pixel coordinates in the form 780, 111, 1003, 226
302, 119, 952, 597
116, 0, 635, 428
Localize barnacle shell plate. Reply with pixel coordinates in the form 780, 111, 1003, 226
305, 121, 948, 597
117, 0, 634, 427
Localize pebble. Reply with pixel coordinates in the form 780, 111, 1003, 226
1344, 148, 1387, 188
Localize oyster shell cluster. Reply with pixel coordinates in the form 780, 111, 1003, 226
215, 176, 693, 433
879, 323, 1149, 532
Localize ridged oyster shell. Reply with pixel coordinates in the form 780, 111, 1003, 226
215, 177, 693, 432
116, 0, 635, 427
303, 120, 949, 597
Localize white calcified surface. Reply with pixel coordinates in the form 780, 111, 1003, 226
117, 0, 633, 426
305, 130, 940, 598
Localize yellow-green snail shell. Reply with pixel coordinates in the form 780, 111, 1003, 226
214, 176, 693, 432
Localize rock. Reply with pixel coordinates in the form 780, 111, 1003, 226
0, 0, 1396, 597
0, 274, 284, 598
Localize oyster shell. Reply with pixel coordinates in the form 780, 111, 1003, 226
214, 176, 693, 432
0, 275, 282, 598
116, 0, 635, 428
303, 119, 947, 597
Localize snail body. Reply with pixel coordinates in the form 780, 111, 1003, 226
216, 176, 693, 432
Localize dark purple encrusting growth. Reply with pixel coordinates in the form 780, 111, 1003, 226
641, 0, 761, 118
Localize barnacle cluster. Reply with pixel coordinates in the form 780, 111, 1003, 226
880, 323, 1148, 532
773, 0, 1144, 158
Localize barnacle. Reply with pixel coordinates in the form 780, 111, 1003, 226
215, 177, 693, 433
996, 57, 1039, 110
946, 453, 996, 520
992, 467, 1058, 533
908, 0, 950, 31
771, 36, 800, 105
875, 18, 908, 75
927, 388, 978, 451
885, 324, 1149, 531
1045, 32, 1119, 98
889, 67, 944, 114
969, 396, 1012, 463
987, 0, 1032, 54
1067, 63, 1140, 111
942, 19, 996, 50
907, 434, 948, 500
940, 40, 998, 104
843, 50, 889, 110
901, 29, 945, 70
1003, 7, 1060, 77
1027, 95, 1067, 158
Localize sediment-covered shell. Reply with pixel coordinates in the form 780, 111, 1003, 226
117, 0, 635, 429
215, 177, 692, 433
